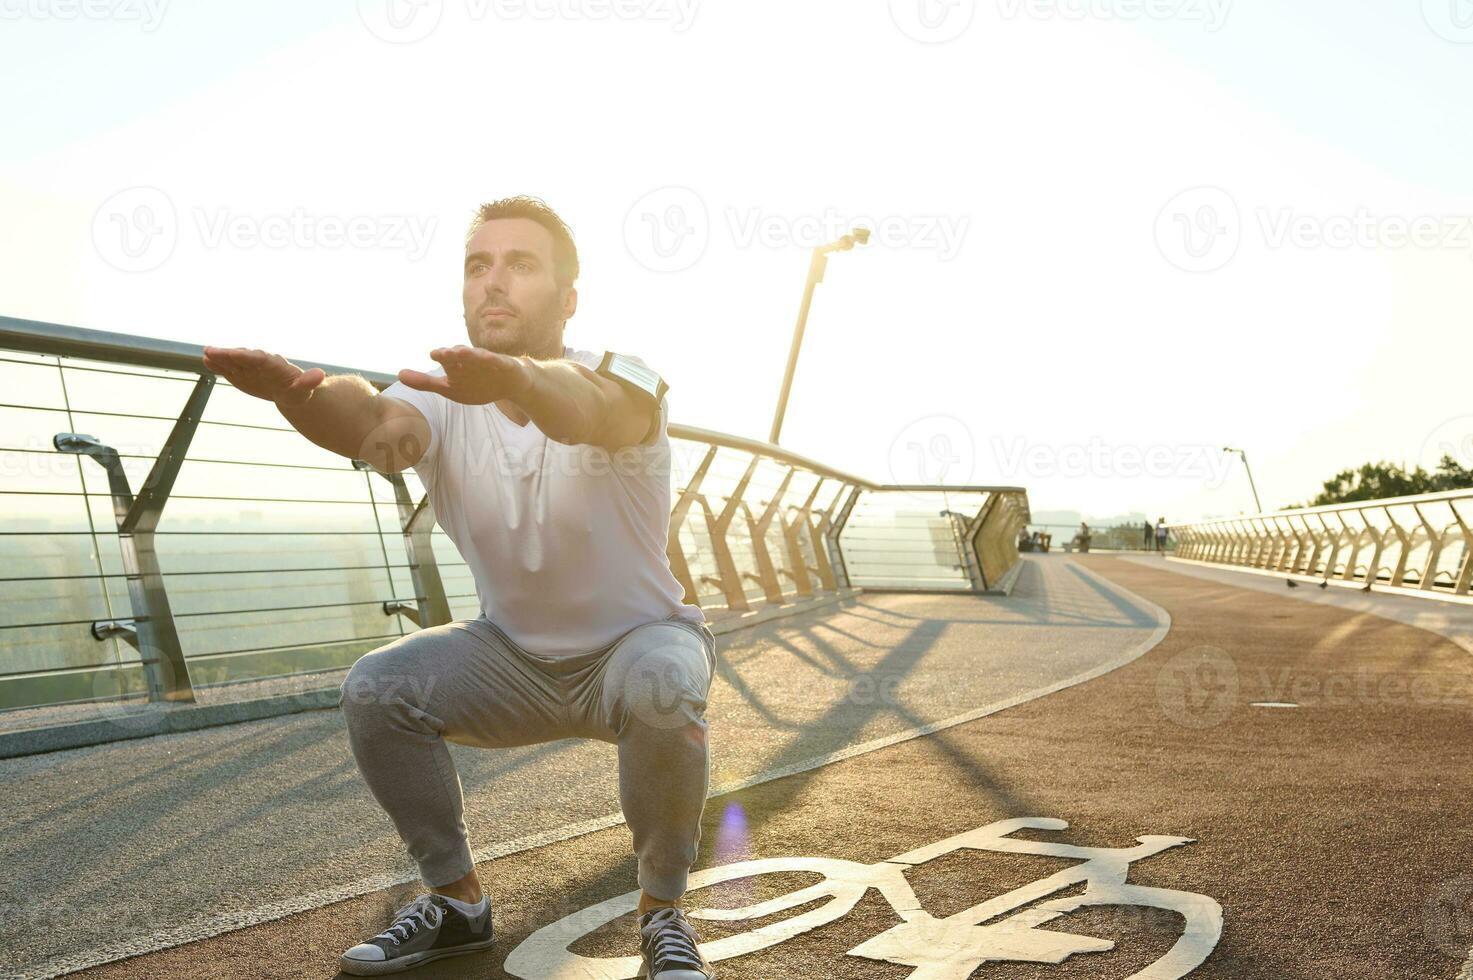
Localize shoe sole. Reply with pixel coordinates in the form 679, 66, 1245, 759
339, 934, 496, 976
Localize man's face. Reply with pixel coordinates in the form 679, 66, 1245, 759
462, 217, 575, 357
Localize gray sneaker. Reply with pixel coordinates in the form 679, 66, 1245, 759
339, 893, 493, 976
638, 906, 714, 979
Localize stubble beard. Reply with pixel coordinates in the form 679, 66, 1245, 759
465, 299, 565, 360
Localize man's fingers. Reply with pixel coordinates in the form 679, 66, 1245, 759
397, 369, 452, 395
430, 346, 476, 366
203, 347, 270, 371
286, 368, 325, 391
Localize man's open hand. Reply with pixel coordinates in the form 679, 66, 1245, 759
202, 347, 326, 406
398, 345, 531, 406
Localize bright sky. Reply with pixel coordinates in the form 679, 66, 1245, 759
3, 0, 1471, 523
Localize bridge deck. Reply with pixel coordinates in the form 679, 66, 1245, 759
6, 556, 1472, 978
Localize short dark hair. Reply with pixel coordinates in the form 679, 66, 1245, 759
466, 196, 580, 289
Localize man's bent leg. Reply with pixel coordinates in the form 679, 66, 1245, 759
339, 618, 567, 889
586, 620, 716, 903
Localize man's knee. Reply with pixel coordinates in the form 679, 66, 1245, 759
607, 629, 712, 736
339, 646, 428, 724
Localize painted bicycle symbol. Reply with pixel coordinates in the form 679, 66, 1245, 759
505, 816, 1223, 978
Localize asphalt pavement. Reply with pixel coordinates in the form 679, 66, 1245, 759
3, 555, 1165, 979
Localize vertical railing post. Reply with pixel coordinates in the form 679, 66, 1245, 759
1291, 516, 1313, 574
1339, 512, 1365, 582
1272, 518, 1294, 571
806, 482, 849, 592
378, 472, 452, 629
959, 494, 998, 592
1232, 520, 1251, 565
56, 374, 213, 704
668, 444, 718, 607
1303, 517, 1319, 575
828, 485, 863, 590
1217, 523, 1234, 563
781, 477, 824, 598
1313, 512, 1337, 574
747, 466, 795, 604
1411, 503, 1442, 591
706, 457, 759, 612
1450, 503, 1473, 596
1385, 506, 1412, 587
1455, 524, 1473, 595
1357, 508, 1388, 585
1256, 518, 1276, 568
1319, 513, 1342, 580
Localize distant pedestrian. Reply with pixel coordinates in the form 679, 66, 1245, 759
1156, 517, 1169, 555
1143, 520, 1154, 551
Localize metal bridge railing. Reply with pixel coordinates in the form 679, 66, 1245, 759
0, 316, 1029, 713
1171, 490, 1473, 597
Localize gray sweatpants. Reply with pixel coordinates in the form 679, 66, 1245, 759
338, 611, 717, 901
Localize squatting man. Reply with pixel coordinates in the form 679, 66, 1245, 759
203, 196, 718, 978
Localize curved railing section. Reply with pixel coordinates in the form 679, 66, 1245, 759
0, 316, 1028, 713
1171, 491, 1473, 597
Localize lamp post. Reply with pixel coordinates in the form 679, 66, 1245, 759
768, 227, 871, 445
1223, 446, 1263, 513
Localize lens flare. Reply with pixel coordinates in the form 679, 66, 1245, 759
709, 802, 753, 908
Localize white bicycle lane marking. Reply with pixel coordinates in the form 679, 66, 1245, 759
506, 816, 1223, 979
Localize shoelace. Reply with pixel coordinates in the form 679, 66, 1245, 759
641, 907, 703, 969
374, 895, 443, 946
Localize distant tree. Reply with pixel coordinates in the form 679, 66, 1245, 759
1432, 455, 1473, 492
1301, 455, 1473, 507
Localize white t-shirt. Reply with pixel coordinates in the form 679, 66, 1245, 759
380, 344, 704, 657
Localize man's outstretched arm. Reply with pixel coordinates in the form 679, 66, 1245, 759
397, 345, 656, 450
201, 346, 432, 473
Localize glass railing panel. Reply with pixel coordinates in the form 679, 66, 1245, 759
0, 358, 67, 413
177, 600, 406, 660
59, 368, 200, 420
1435, 537, 1468, 588
77, 455, 372, 504
0, 572, 113, 632
88, 494, 384, 534
1400, 540, 1433, 584
0, 405, 80, 457
841, 491, 972, 590
90, 530, 388, 576
199, 391, 301, 431
1361, 506, 1393, 532
0, 622, 132, 681
190, 422, 347, 470
0, 489, 95, 536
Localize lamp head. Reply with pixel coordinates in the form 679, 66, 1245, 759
54, 433, 104, 453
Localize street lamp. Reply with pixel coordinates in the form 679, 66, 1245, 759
1222, 446, 1263, 513
768, 227, 871, 445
